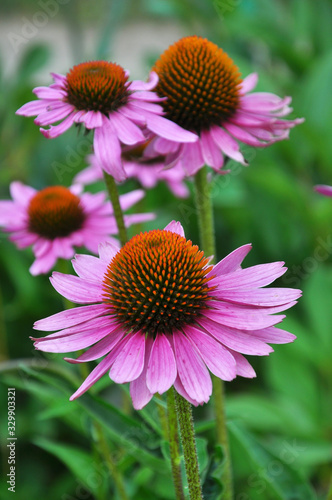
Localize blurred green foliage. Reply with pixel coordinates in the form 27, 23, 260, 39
1, 0, 332, 499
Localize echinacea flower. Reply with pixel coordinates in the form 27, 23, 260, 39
16, 61, 197, 181
149, 36, 304, 175
75, 143, 189, 198
33, 221, 301, 409
0, 182, 154, 275
314, 185, 332, 197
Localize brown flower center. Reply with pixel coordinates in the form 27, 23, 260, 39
28, 186, 85, 239
65, 61, 130, 114
102, 229, 213, 335
152, 36, 242, 133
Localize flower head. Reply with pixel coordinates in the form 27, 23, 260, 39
0, 182, 154, 275
151, 36, 304, 175
16, 61, 197, 181
75, 143, 189, 198
33, 221, 301, 408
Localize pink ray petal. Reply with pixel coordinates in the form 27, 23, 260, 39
72, 254, 108, 282
197, 317, 274, 355
93, 120, 126, 182
40, 111, 76, 138
146, 333, 177, 394
210, 126, 248, 165
228, 350, 256, 378
50, 273, 103, 304
184, 325, 237, 381
213, 287, 301, 306
210, 262, 286, 289
130, 336, 154, 410
145, 113, 198, 143
109, 111, 145, 145
208, 244, 252, 277
65, 326, 125, 363
164, 221, 185, 237
173, 331, 212, 403
200, 129, 224, 169
69, 351, 117, 400
34, 303, 108, 331
239, 73, 258, 94
110, 331, 146, 383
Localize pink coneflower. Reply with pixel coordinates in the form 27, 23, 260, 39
150, 36, 304, 175
75, 144, 189, 198
314, 185, 332, 197
33, 221, 300, 409
0, 182, 154, 275
16, 61, 197, 181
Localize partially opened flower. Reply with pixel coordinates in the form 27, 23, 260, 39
150, 36, 304, 175
75, 143, 189, 198
33, 221, 301, 409
314, 185, 332, 197
16, 61, 197, 181
0, 182, 154, 275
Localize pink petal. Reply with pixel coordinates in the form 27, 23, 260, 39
69, 351, 116, 400
197, 317, 274, 355
35, 323, 112, 353
145, 113, 198, 143
109, 331, 146, 383
200, 129, 224, 169
29, 253, 57, 276
33, 86, 66, 99
34, 103, 74, 126
229, 350, 256, 378
130, 335, 154, 410
65, 326, 124, 363
224, 123, 265, 147
72, 254, 108, 282
34, 303, 108, 331
251, 326, 296, 344
180, 141, 204, 175
209, 244, 252, 277
314, 185, 332, 197
210, 126, 248, 165
80, 110, 103, 129
41, 112, 76, 138
164, 221, 185, 237
184, 325, 237, 381
93, 120, 126, 182
239, 73, 258, 94
173, 376, 201, 406
50, 273, 103, 304
109, 111, 145, 145
10, 181, 36, 204
203, 303, 285, 330
210, 262, 286, 289
16, 100, 50, 116
129, 71, 159, 91
33, 316, 114, 342
98, 241, 119, 262
119, 189, 145, 211
173, 331, 212, 403
213, 287, 301, 306
146, 333, 177, 394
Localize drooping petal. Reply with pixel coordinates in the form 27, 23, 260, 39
184, 325, 237, 381
130, 335, 154, 410
173, 331, 212, 403
229, 350, 256, 378
93, 119, 126, 181
210, 126, 248, 165
109, 111, 145, 145
146, 333, 177, 394
110, 331, 146, 383
65, 326, 124, 363
69, 351, 117, 400
72, 254, 108, 282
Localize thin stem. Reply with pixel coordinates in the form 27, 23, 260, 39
167, 389, 185, 500
194, 166, 233, 500
94, 422, 129, 500
103, 171, 128, 246
194, 166, 216, 259
174, 390, 203, 500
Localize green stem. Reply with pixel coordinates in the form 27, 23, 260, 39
194, 166, 233, 500
174, 390, 203, 500
194, 166, 216, 258
103, 171, 128, 246
167, 389, 185, 500
94, 422, 129, 500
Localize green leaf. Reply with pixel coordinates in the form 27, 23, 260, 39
229, 421, 317, 500
33, 437, 107, 497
